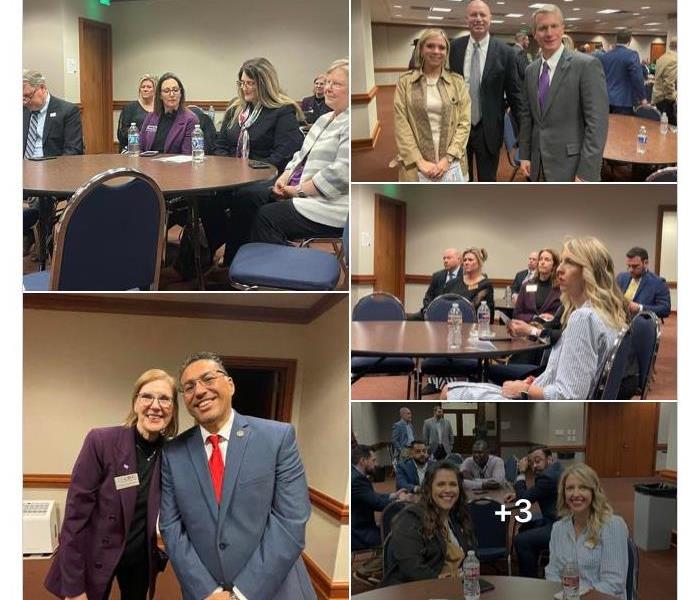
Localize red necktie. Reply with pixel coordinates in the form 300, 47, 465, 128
207, 434, 224, 504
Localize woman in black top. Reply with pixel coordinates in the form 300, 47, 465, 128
383, 461, 477, 586
117, 74, 157, 150
512, 247, 562, 324
452, 247, 495, 317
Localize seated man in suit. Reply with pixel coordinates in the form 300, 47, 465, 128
504, 446, 563, 578
616, 246, 671, 319
511, 251, 539, 302
395, 440, 430, 493
351, 445, 408, 550
409, 248, 463, 321
390, 407, 416, 462
460, 440, 506, 490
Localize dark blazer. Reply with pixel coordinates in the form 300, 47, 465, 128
421, 267, 464, 314
215, 104, 304, 173
512, 268, 535, 294
513, 460, 563, 522
382, 503, 476, 586
395, 459, 431, 492
139, 108, 199, 154
391, 419, 415, 454
23, 95, 84, 157
300, 95, 332, 124
117, 100, 150, 149
513, 279, 562, 323
351, 467, 392, 550
599, 44, 646, 108
514, 45, 530, 82
616, 270, 671, 318
44, 427, 163, 600
449, 35, 523, 155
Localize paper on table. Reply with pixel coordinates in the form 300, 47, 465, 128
155, 155, 192, 163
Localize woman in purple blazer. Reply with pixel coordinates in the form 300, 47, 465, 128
139, 72, 198, 154
44, 369, 179, 600
513, 247, 562, 324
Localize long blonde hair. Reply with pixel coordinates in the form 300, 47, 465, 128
557, 463, 613, 546
225, 57, 303, 126
559, 237, 627, 330
413, 28, 451, 71
123, 368, 179, 439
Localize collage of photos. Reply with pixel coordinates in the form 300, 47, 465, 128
18, 0, 681, 600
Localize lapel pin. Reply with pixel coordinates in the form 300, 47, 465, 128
123, 464, 129, 469
236, 430, 245, 437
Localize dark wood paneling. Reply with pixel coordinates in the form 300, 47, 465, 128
352, 275, 377, 285
302, 553, 349, 599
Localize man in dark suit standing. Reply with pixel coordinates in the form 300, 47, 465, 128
449, 0, 523, 182
513, 31, 531, 83
616, 246, 671, 318
409, 248, 463, 320
598, 31, 647, 115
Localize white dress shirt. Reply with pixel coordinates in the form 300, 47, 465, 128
463, 33, 490, 87
539, 43, 565, 84
28, 92, 50, 158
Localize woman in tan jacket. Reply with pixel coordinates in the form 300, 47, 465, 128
393, 29, 471, 182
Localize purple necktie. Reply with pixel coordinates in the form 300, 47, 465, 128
538, 61, 550, 113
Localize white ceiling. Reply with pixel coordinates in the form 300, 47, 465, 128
371, 0, 676, 35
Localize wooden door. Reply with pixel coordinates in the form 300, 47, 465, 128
444, 403, 489, 455
586, 403, 658, 477
650, 42, 667, 64
79, 18, 113, 153
373, 194, 406, 302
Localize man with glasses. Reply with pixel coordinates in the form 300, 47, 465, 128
160, 352, 315, 600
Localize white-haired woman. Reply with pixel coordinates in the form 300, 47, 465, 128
545, 463, 628, 598
444, 236, 627, 400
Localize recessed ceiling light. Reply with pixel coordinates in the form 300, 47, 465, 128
529, 3, 546, 8
644, 22, 661, 26
427, 15, 444, 20
573, 7, 581, 10
393, 4, 402, 7
641, 6, 651, 9
565, 17, 581, 21
430, 7, 452, 12
597, 9, 621, 14
564, 0, 574, 2
614, 26, 626, 29
491, 19, 504, 23
505, 13, 523, 17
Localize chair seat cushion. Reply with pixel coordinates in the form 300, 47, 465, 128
229, 243, 340, 291
487, 363, 542, 385
420, 357, 479, 376
352, 357, 415, 375
23, 270, 51, 291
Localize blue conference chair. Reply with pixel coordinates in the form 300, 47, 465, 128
467, 498, 512, 575
351, 292, 416, 398
228, 217, 348, 290
645, 166, 677, 182
23, 168, 166, 291
445, 452, 463, 466
504, 455, 518, 483
627, 537, 640, 600
630, 311, 661, 399
590, 326, 632, 399
503, 110, 521, 181
417, 294, 478, 399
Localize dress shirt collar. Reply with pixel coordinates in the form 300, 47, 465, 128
199, 408, 235, 446
540, 43, 565, 78
35, 92, 50, 116
471, 33, 490, 51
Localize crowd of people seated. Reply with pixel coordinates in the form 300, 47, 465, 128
390, 1, 677, 183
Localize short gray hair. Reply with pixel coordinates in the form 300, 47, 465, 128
23, 69, 46, 87
326, 58, 349, 77
179, 351, 226, 381
530, 3, 564, 32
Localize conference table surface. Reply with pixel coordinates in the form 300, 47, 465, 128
603, 113, 677, 165
352, 575, 619, 599
351, 321, 546, 359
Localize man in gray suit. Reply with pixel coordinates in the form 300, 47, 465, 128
422, 405, 454, 460
519, 4, 608, 182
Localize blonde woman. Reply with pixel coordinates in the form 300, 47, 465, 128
445, 236, 627, 400
452, 247, 495, 314
117, 74, 157, 149
393, 28, 471, 182
545, 463, 628, 598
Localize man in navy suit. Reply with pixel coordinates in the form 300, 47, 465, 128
395, 440, 430, 493
390, 407, 416, 461
616, 247, 671, 318
598, 31, 647, 115
160, 352, 315, 600
409, 248, 463, 320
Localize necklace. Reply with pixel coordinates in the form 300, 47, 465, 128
137, 444, 158, 462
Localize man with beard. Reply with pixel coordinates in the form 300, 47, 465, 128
395, 440, 431, 493
422, 406, 454, 460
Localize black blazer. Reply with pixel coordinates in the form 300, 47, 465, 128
23, 95, 84, 156
514, 460, 563, 522
351, 468, 392, 550
449, 35, 523, 155
514, 46, 530, 82
382, 503, 476, 587
421, 267, 464, 314
452, 276, 495, 318
214, 103, 303, 173
513, 279, 562, 323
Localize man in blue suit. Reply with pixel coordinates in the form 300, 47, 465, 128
390, 407, 416, 461
616, 247, 671, 319
598, 31, 647, 115
395, 440, 430, 493
160, 352, 315, 600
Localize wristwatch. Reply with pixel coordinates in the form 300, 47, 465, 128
296, 184, 307, 198
519, 384, 530, 400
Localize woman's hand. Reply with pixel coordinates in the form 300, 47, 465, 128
433, 157, 450, 179
438, 571, 455, 579
507, 319, 533, 338
417, 158, 438, 179
272, 171, 291, 197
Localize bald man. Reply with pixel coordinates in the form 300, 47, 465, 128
511, 251, 539, 301
409, 248, 463, 320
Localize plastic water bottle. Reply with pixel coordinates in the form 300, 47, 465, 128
207, 105, 216, 126
636, 126, 648, 154
504, 286, 512, 308
462, 550, 480, 600
660, 112, 668, 134
477, 301, 491, 338
191, 124, 205, 162
562, 561, 580, 599
127, 122, 140, 155
448, 302, 462, 350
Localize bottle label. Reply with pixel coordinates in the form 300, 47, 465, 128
128, 134, 139, 145
192, 138, 204, 151
464, 565, 479, 578
562, 574, 579, 587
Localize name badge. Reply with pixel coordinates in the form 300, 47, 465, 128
525, 284, 538, 293
114, 473, 139, 490
584, 540, 596, 549
49, 112, 56, 117
146, 124, 157, 132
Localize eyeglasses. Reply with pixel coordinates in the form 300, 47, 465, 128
325, 80, 346, 90
161, 87, 181, 95
313, 81, 326, 87
236, 80, 256, 89
136, 393, 174, 407
23, 87, 38, 103
181, 370, 228, 396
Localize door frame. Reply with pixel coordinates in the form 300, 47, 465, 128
373, 193, 406, 302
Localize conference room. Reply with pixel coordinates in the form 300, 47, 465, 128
350, 183, 677, 400
22, 0, 349, 292
22, 293, 349, 600
351, 400, 677, 599
351, 0, 677, 182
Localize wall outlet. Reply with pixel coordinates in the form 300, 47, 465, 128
361, 232, 371, 247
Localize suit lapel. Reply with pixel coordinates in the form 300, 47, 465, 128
42, 97, 56, 145
217, 412, 251, 530
542, 48, 572, 119
635, 273, 648, 301
23, 109, 30, 151
530, 59, 542, 119
481, 37, 497, 87
164, 113, 186, 153
186, 427, 219, 522
114, 427, 139, 534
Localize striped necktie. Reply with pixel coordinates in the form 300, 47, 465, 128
24, 111, 40, 159
470, 41, 482, 125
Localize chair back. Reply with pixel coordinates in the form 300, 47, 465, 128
634, 104, 661, 121
504, 455, 518, 483
380, 501, 408, 543
50, 168, 166, 290
187, 105, 217, 154
630, 311, 661, 399
466, 498, 508, 552
627, 537, 640, 600
445, 452, 463, 466
590, 326, 632, 399
353, 292, 406, 321
425, 293, 476, 323
503, 110, 520, 167
645, 166, 677, 182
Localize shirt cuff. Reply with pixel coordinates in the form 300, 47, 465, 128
516, 474, 526, 482
233, 586, 248, 600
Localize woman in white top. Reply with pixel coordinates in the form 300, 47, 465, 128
393, 29, 471, 182
545, 463, 629, 599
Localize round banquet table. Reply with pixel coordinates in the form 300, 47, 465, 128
352, 575, 620, 599
603, 114, 677, 166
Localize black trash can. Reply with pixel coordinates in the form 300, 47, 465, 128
633, 482, 677, 551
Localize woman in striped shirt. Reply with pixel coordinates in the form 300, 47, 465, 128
545, 463, 629, 599
445, 236, 628, 399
